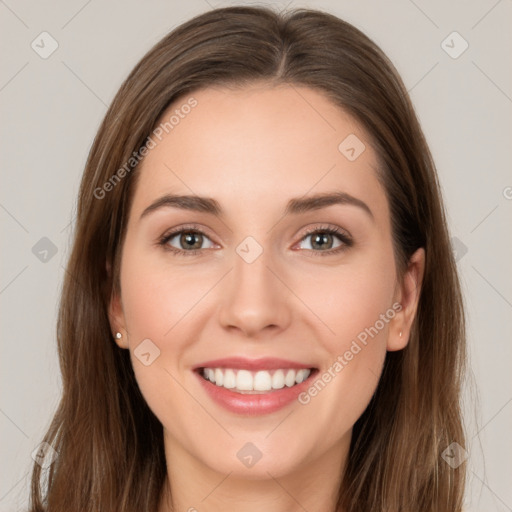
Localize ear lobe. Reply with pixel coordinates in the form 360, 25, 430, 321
387, 247, 425, 352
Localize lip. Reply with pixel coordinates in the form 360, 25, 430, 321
193, 357, 314, 371
193, 357, 318, 416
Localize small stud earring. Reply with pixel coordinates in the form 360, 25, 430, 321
399, 331, 403, 338
116, 332, 122, 339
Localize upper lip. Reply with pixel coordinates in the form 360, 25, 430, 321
193, 357, 316, 371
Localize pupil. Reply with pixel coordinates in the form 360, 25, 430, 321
312, 232, 332, 250
181, 232, 202, 249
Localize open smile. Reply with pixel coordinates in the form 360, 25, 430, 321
193, 357, 318, 415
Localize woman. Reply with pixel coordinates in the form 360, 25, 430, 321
29, 5, 466, 511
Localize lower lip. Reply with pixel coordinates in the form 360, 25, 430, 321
195, 370, 316, 416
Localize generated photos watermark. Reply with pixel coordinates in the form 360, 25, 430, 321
298, 302, 402, 405
93, 96, 198, 200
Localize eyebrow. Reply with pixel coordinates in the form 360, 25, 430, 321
285, 191, 373, 219
139, 191, 374, 221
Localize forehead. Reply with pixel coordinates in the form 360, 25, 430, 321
131, 84, 387, 220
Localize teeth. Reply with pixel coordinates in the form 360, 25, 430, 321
223, 369, 236, 389
285, 369, 296, 387
295, 369, 309, 383
214, 368, 224, 387
201, 367, 312, 393
236, 370, 253, 391
254, 370, 272, 391
272, 369, 285, 389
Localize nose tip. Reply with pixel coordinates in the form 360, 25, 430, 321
218, 252, 291, 337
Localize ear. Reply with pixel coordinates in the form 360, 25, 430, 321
107, 261, 129, 349
387, 247, 425, 351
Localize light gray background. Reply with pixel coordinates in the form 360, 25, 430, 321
1, 0, 511, 510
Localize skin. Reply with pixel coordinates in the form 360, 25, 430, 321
109, 83, 424, 512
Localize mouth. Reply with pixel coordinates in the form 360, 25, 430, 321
192, 357, 318, 415
196, 367, 316, 394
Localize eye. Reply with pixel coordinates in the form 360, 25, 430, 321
158, 224, 352, 257
296, 225, 352, 256
159, 227, 216, 255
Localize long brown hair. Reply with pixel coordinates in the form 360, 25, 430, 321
29, 6, 466, 511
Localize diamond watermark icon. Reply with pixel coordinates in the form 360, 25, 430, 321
450, 236, 468, 262
441, 442, 468, 469
236, 236, 263, 264
338, 134, 366, 161
31, 442, 58, 469
441, 31, 469, 59
236, 442, 263, 468
32, 237, 58, 263
134, 338, 161, 366
31, 31, 59, 59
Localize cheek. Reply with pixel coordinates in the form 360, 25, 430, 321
291, 251, 396, 420
119, 246, 212, 347
117, 245, 223, 415
118, 252, 206, 430
295, 254, 396, 353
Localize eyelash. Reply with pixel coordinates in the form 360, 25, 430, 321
299, 225, 353, 257
157, 223, 353, 257
158, 224, 213, 257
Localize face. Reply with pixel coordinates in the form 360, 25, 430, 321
110, 83, 423, 480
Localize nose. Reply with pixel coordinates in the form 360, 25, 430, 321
218, 246, 292, 338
